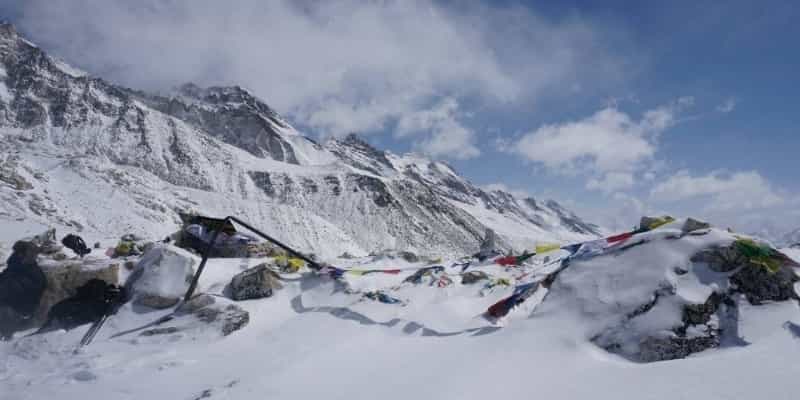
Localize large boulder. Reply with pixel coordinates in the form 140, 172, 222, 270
227, 264, 283, 301
730, 262, 798, 304
682, 218, 711, 233
690, 245, 748, 272
35, 258, 120, 326
125, 245, 195, 309
691, 241, 799, 303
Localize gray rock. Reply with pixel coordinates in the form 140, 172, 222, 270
227, 264, 282, 301
0, 157, 34, 191
137, 294, 181, 309
35, 258, 120, 326
179, 293, 216, 313
479, 228, 497, 254
638, 335, 719, 363
730, 262, 799, 304
121, 233, 144, 242
593, 288, 725, 363
180, 294, 249, 336
690, 245, 748, 273
682, 218, 711, 233
399, 251, 419, 263
461, 270, 489, 284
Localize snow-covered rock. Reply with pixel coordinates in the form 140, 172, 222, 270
541, 224, 799, 362
125, 245, 195, 309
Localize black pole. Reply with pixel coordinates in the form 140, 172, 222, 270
183, 216, 321, 304
183, 218, 227, 303
229, 216, 320, 269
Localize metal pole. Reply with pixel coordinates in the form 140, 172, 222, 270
183, 218, 228, 303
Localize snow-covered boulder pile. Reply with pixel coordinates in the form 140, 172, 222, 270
539, 220, 799, 362
125, 245, 195, 309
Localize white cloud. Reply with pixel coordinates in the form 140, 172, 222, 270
509, 98, 690, 175
11, 0, 624, 159
394, 98, 479, 159
717, 97, 737, 113
586, 172, 635, 193
650, 170, 785, 211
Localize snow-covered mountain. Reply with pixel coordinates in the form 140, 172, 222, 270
779, 228, 800, 248
0, 22, 599, 258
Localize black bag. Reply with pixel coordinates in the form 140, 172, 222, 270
61, 234, 91, 257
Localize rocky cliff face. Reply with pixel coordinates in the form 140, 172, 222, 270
0, 22, 600, 258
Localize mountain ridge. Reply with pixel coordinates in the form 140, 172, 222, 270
0, 22, 600, 258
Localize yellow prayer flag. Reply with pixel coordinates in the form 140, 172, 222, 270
535, 243, 561, 254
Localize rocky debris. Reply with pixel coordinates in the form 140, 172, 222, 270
121, 233, 143, 242
479, 228, 497, 255
691, 245, 749, 273
638, 334, 719, 363
179, 294, 249, 336
691, 240, 799, 303
227, 264, 283, 301
112, 235, 153, 258
398, 251, 419, 263
126, 245, 195, 309
593, 286, 725, 363
35, 258, 120, 326
370, 249, 420, 263
0, 156, 33, 191
93, 242, 101, 249
730, 262, 799, 304
682, 218, 711, 233
113, 241, 138, 258
461, 270, 489, 284
246, 242, 281, 258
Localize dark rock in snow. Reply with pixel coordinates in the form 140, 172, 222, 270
227, 264, 283, 301
178, 294, 250, 336
682, 218, 711, 233
730, 262, 799, 304
461, 271, 489, 284
691, 245, 749, 273
638, 335, 719, 363
398, 251, 419, 263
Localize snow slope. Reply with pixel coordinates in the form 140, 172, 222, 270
2, 224, 799, 399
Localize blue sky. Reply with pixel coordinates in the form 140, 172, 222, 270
2, 0, 798, 234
